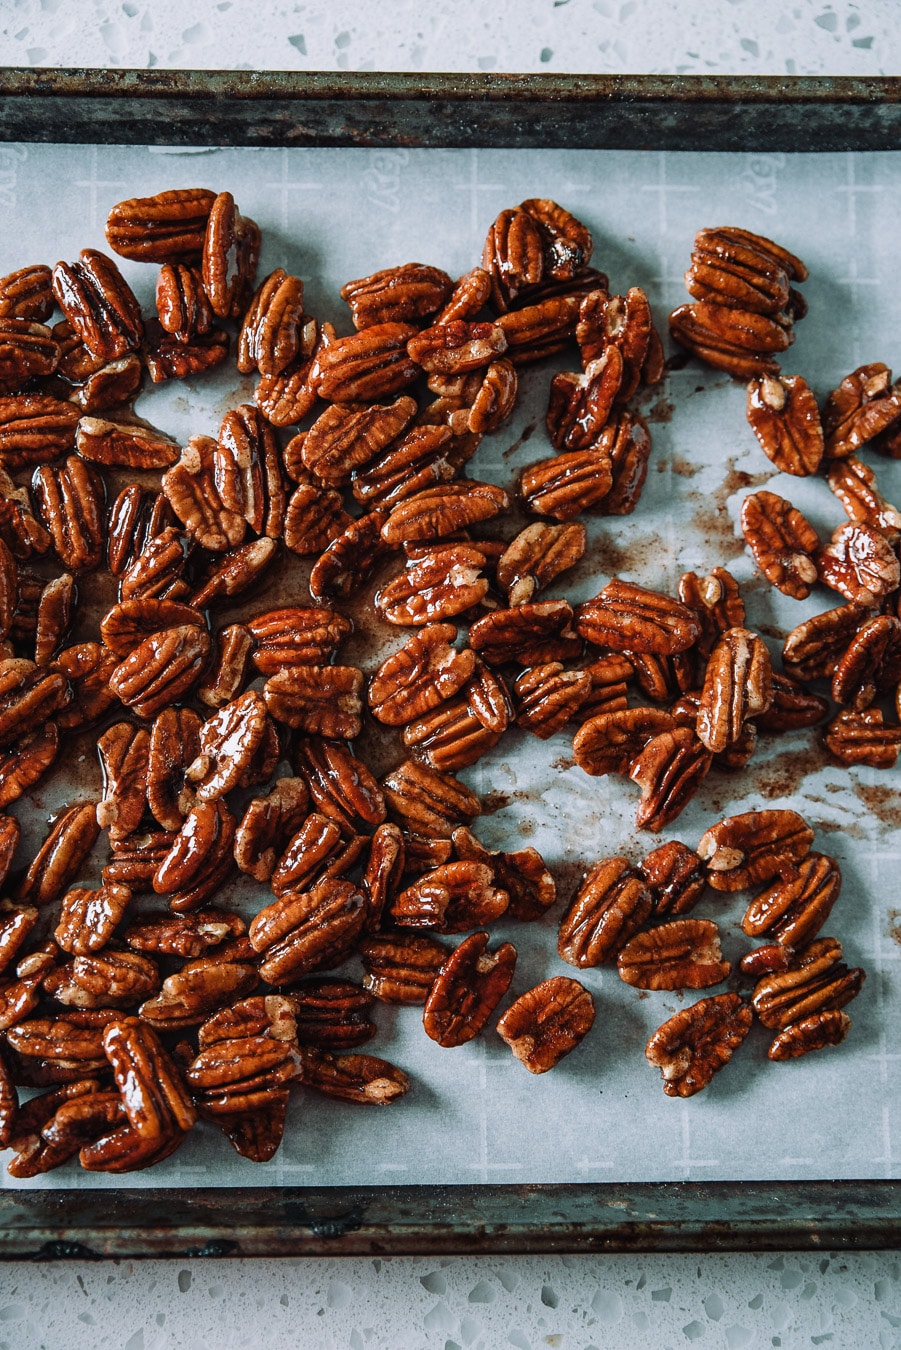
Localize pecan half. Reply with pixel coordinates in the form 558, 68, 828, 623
380, 480, 509, 545
359, 931, 447, 1004
234, 778, 310, 883
109, 624, 210, 720
283, 483, 352, 556
237, 268, 305, 376
696, 627, 773, 752
254, 318, 329, 425
618, 918, 729, 990
831, 614, 901, 709
145, 707, 203, 830
201, 192, 260, 320
751, 935, 864, 1031
822, 363, 901, 459
514, 663, 590, 739
519, 447, 613, 520
143, 322, 229, 383
740, 490, 820, 599
153, 800, 236, 900
782, 603, 871, 680
17, 802, 100, 909
629, 728, 713, 832
139, 959, 259, 1031
573, 706, 676, 776
312, 321, 420, 402
302, 395, 417, 486
382, 759, 481, 838
269, 813, 357, 897
263, 664, 363, 739
646, 993, 753, 1097
34, 573, 75, 667
0, 264, 54, 322
214, 403, 285, 537
697, 809, 815, 892
496, 522, 586, 607
495, 976, 594, 1074
32, 455, 105, 573
816, 521, 901, 605
289, 977, 375, 1050
668, 302, 790, 380
100, 597, 204, 657
422, 931, 517, 1047
0, 393, 80, 469
186, 690, 270, 801
451, 826, 556, 923
557, 858, 652, 967
299, 1049, 409, 1105
341, 263, 453, 331
826, 455, 901, 538
575, 579, 700, 656
155, 262, 214, 343
368, 624, 475, 725
742, 852, 842, 948
105, 188, 217, 262
391, 861, 508, 933
638, 840, 707, 917
54, 884, 131, 956
407, 320, 507, 376
768, 1009, 852, 1061
755, 671, 830, 734
375, 544, 488, 626
248, 606, 351, 674
350, 423, 457, 508
482, 208, 545, 311
75, 415, 179, 470
469, 599, 579, 667
43, 951, 160, 1010
124, 908, 246, 959
823, 707, 901, 768
746, 374, 824, 476
198, 624, 254, 708
162, 436, 247, 553
249, 879, 367, 985
96, 722, 150, 841
51, 250, 143, 363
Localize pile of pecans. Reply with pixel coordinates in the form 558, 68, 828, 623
0, 193, 877, 1177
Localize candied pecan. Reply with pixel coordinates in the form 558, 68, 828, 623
201, 191, 260, 320
32, 455, 105, 574
0, 318, 58, 392
119, 526, 192, 603
739, 943, 794, 979
340, 263, 453, 331
0, 815, 17, 881
303, 397, 416, 488
827, 455, 901, 538
391, 861, 508, 933
570, 655, 632, 721
495, 976, 594, 1074
7, 1080, 124, 1176
816, 520, 901, 605
573, 706, 675, 776
105, 188, 216, 263
368, 624, 475, 726
831, 614, 901, 709
96, 722, 150, 841
359, 823, 405, 932
153, 800, 236, 897
234, 777, 310, 883
678, 567, 746, 660
401, 691, 504, 771
6, 1008, 117, 1078
746, 374, 823, 476
51, 644, 113, 734
575, 579, 700, 656
248, 606, 351, 674
375, 543, 488, 626
782, 603, 871, 680
359, 931, 447, 1004
188, 1023, 300, 1116
185, 690, 269, 801
469, 599, 579, 668
139, 958, 259, 1031
0, 903, 39, 976
482, 208, 545, 311
0, 721, 59, 805
742, 852, 841, 949
822, 363, 901, 458
162, 436, 246, 553
43, 950, 159, 1010
108, 624, 210, 719
755, 671, 829, 734
696, 627, 772, 752
583, 288, 653, 399
0, 393, 80, 469
270, 813, 355, 896
382, 759, 481, 839
263, 664, 362, 739
514, 663, 590, 739
638, 840, 707, 917
407, 319, 507, 377
312, 321, 420, 403
289, 977, 375, 1050
255, 317, 328, 425
249, 879, 367, 984
519, 198, 593, 282
53, 884, 131, 957
685, 228, 791, 314
423, 930, 517, 1047
143, 322, 230, 382
52, 249, 143, 363
188, 530, 274, 606
33, 573, 75, 667
496, 522, 585, 608
646, 992, 753, 1097
155, 262, 213, 343
450, 826, 555, 923
300, 1048, 409, 1105
557, 858, 652, 967
740, 490, 819, 599
215, 403, 285, 537
380, 480, 509, 546
102, 829, 176, 890
351, 423, 456, 508
768, 1009, 852, 1061
100, 597, 204, 657
618, 919, 729, 990
751, 935, 864, 1031
434, 267, 492, 324
518, 446, 612, 521
668, 301, 790, 379
0, 264, 53, 322
17, 802, 99, 908
237, 268, 305, 376
823, 707, 901, 768
124, 908, 246, 959
546, 350, 623, 452
198, 624, 254, 708
0, 468, 52, 560
697, 809, 815, 892
497, 294, 581, 364
75, 414, 180, 471
629, 727, 713, 832
283, 482, 352, 556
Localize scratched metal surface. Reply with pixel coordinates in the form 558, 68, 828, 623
0, 140, 898, 1192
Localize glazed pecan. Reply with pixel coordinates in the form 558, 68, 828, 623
518, 446, 612, 521
155, 262, 213, 343
375, 543, 488, 625
668, 301, 790, 379
234, 778, 310, 883
816, 520, 901, 605
433, 266, 492, 324
53, 884, 131, 957
153, 800, 236, 900
557, 858, 652, 967
638, 840, 707, 917
359, 931, 447, 1004
350, 423, 457, 508
469, 599, 580, 667
768, 1009, 852, 1061
831, 614, 901, 709
826, 455, 901, 538
628, 728, 712, 832
263, 664, 363, 739
570, 655, 632, 721
782, 603, 871, 680
590, 410, 652, 516
740, 490, 820, 599
270, 813, 357, 897
33, 573, 75, 667
139, 958, 259, 1031
248, 879, 367, 984
0, 393, 80, 469
514, 663, 591, 739
17, 801, 99, 909
96, 722, 150, 841
124, 908, 246, 960
289, 977, 375, 1050
685, 227, 792, 314
822, 363, 901, 459
696, 627, 773, 752
144, 707, 202, 831
237, 268, 305, 376
0, 903, 39, 976
645, 993, 753, 1097
746, 374, 823, 476
7, 1080, 124, 1177
311, 321, 420, 402
382, 759, 481, 839
201, 191, 260, 320
107, 484, 175, 577
52, 249, 143, 363
573, 706, 676, 776
618, 919, 729, 990
0, 264, 53, 321
186, 690, 270, 801
0, 318, 58, 393
143, 322, 229, 383
407, 320, 507, 376
43, 951, 159, 1010
32, 456, 105, 573
254, 317, 329, 425
401, 689, 504, 771
100, 597, 204, 657
578, 288, 652, 400
356, 822, 404, 932
755, 671, 830, 734
0, 467, 52, 559
422, 931, 517, 1047
162, 436, 246, 553
495, 976, 594, 1074
248, 606, 351, 674
102, 829, 176, 890
380, 480, 509, 545
198, 624, 254, 708
299, 1048, 409, 1105
6, 1008, 118, 1079
368, 624, 475, 725
751, 935, 864, 1031
546, 350, 623, 451
302, 396, 417, 486
0, 722, 59, 806
108, 624, 210, 720
75, 415, 179, 471
496, 522, 586, 607
283, 483, 352, 556
390, 861, 508, 933
497, 294, 581, 364
341, 263, 453, 331
105, 188, 216, 262
678, 567, 746, 660
450, 827, 555, 922
575, 579, 700, 656
823, 707, 901, 768
697, 809, 815, 892
482, 208, 545, 311
214, 403, 285, 537
741, 852, 841, 948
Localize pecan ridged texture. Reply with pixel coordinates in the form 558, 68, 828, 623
696, 627, 773, 752
32, 456, 105, 574
697, 809, 815, 892
105, 188, 217, 263
740, 490, 820, 599
575, 579, 700, 656
618, 919, 730, 991
495, 976, 594, 1074
746, 373, 823, 476
557, 857, 652, 967
646, 993, 753, 1097
422, 931, 517, 1047
109, 624, 210, 720
52, 250, 143, 363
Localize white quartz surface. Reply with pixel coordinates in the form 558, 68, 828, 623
1, 2, 900, 1346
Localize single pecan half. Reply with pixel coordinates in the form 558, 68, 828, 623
782, 603, 871, 680
96, 722, 150, 842
768, 1009, 852, 1061
248, 606, 351, 674
299, 1048, 409, 1105
289, 977, 375, 1050
368, 624, 475, 725
32, 455, 105, 574
668, 301, 790, 380
391, 861, 509, 933
575, 579, 700, 656
831, 614, 901, 709
249, 879, 367, 985
481, 208, 545, 311
514, 663, 590, 739
17, 801, 100, 909
746, 373, 823, 476
375, 543, 488, 626
53, 884, 131, 957
75, 415, 179, 471
105, 188, 217, 263
469, 599, 580, 667
422, 930, 517, 1047
697, 809, 815, 892
740, 490, 820, 599
557, 857, 652, 967
270, 813, 361, 897
646, 992, 753, 1097
685, 228, 792, 314
237, 268, 305, 376
198, 624, 254, 708
145, 707, 203, 830
826, 455, 901, 539
124, 908, 246, 960
823, 707, 901, 768
0, 393, 80, 469
751, 935, 864, 1031
496, 522, 586, 607
359, 931, 447, 1004
263, 664, 363, 739
573, 706, 676, 776
638, 840, 707, 917
822, 363, 901, 459
143, 322, 230, 383
696, 627, 773, 752
201, 191, 260, 320
214, 403, 285, 537
109, 624, 210, 720
139, 958, 259, 1031
380, 480, 509, 545
741, 852, 841, 949
618, 919, 729, 990
0, 264, 54, 322
155, 261, 214, 343
51, 250, 143, 363
629, 727, 713, 832
382, 759, 481, 838
519, 447, 614, 521
816, 520, 901, 605
495, 976, 594, 1074
162, 436, 247, 553
341, 263, 453, 330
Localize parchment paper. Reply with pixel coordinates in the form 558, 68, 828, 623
1, 141, 899, 1189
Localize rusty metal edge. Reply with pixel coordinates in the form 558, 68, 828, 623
1, 1181, 900, 1258
0, 69, 899, 149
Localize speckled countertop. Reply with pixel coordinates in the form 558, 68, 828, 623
1, 3, 900, 1348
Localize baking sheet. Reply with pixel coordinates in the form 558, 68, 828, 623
1, 141, 899, 1191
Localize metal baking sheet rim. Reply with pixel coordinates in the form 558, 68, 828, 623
0, 68, 899, 1257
